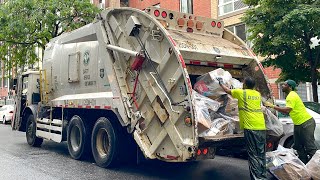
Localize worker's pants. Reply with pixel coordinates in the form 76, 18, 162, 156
244, 129, 267, 180
294, 118, 318, 164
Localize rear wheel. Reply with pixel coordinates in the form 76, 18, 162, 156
2, 116, 5, 124
67, 115, 91, 160
26, 114, 43, 147
91, 117, 121, 168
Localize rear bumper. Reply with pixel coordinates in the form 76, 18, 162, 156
199, 134, 245, 148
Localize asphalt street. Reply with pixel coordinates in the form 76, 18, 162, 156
0, 123, 253, 180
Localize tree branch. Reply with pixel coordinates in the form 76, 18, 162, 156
0, 39, 37, 45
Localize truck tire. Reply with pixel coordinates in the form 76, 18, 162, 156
67, 115, 91, 160
26, 114, 43, 147
91, 117, 121, 168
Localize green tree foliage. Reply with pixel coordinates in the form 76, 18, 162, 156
0, 0, 99, 71
243, 0, 320, 102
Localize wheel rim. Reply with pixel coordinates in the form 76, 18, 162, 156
70, 125, 81, 151
27, 120, 34, 143
96, 128, 110, 158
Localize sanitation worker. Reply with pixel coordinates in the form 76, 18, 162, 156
218, 77, 266, 180
264, 79, 318, 163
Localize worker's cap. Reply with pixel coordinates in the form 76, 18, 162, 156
285, 79, 297, 90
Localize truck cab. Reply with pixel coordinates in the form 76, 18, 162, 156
12, 71, 41, 131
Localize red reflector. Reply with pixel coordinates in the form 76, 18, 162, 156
161, 11, 167, 18
267, 142, 273, 148
203, 148, 208, 155
208, 62, 217, 66
186, 28, 193, 33
224, 64, 233, 69
217, 22, 222, 28
154, 10, 160, 17
191, 61, 201, 65
211, 21, 216, 27
197, 149, 201, 156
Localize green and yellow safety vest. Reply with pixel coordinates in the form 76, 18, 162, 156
231, 89, 266, 130
286, 91, 312, 125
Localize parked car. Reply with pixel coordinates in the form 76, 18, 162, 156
275, 99, 320, 148
303, 101, 320, 114
0, 105, 14, 124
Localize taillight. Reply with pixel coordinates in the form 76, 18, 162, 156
267, 142, 273, 149
161, 11, 167, 18
217, 22, 222, 28
203, 148, 208, 155
211, 21, 216, 27
154, 10, 160, 17
197, 149, 201, 156
186, 28, 193, 33
177, 18, 185, 27
196, 21, 203, 30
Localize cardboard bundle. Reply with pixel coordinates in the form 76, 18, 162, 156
267, 146, 311, 180
306, 150, 320, 180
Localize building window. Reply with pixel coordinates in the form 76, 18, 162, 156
180, 0, 192, 14
226, 23, 246, 41
218, 0, 248, 16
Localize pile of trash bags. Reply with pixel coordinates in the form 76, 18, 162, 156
267, 145, 320, 180
192, 68, 283, 137
192, 68, 242, 137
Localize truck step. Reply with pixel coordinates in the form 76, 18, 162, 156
37, 118, 62, 126
36, 130, 62, 143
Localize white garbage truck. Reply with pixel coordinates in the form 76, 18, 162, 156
12, 7, 275, 167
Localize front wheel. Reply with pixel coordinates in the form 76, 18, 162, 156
2, 116, 5, 124
26, 114, 43, 147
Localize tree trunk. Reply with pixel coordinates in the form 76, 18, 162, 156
311, 67, 318, 102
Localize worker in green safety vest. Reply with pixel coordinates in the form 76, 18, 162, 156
218, 77, 266, 180
264, 79, 318, 163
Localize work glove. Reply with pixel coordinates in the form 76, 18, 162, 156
264, 101, 275, 108
216, 77, 223, 85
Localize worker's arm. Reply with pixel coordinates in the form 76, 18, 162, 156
264, 101, 292, 114
273, 106, 292, 114
217, 78, 231, 95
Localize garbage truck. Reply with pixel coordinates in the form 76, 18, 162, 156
12, 7, 275, 167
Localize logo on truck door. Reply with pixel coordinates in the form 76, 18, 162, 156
100, 68, 105, 78
83, 51, 90, 66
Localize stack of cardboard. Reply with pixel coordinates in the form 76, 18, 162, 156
267, 146, 311, 180
306, 150, 320, 180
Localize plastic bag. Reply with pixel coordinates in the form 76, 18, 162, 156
192, 90, 221, 129
267, 145, 311, 180
306, 150, 320, 180
194, 68, 231, 98
263, 107, 284, 137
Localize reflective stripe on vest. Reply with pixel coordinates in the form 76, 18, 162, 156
238, 90, 262, 112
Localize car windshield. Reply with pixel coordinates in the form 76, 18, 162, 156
303, 102, 320, 114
